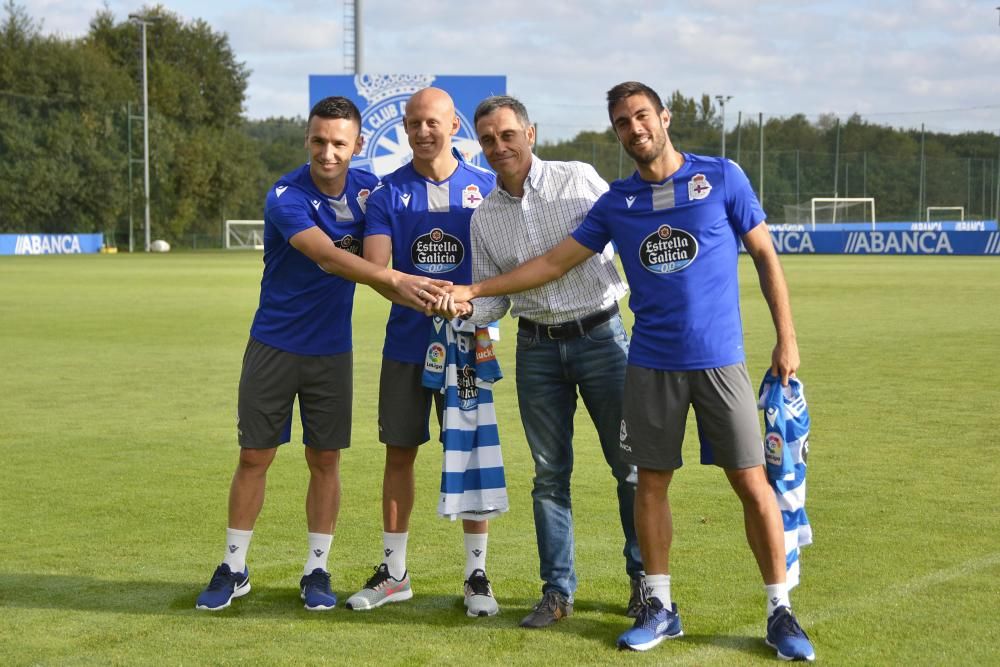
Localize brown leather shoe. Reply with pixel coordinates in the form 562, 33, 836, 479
626, 576, 646, 618
519, 590, 572, 628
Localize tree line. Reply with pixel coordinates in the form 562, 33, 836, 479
2, 2, 998, 248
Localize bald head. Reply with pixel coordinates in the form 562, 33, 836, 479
405, 86, 456, 117
404, 87, 460, 172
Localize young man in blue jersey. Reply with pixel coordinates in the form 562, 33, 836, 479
345, 87, 500, 617
195, 96, 448, 613
439, 82, 815, 660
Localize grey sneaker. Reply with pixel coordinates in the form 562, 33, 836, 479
345, 563, 413, 611
626, 576, 646, 618
463, 569, 499, 617
519, 590, 572, 628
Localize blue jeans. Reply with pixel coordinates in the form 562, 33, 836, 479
515, 313, 642, 599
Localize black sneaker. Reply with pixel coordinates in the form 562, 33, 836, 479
626, 576, 646, 618
519, 590, 572, 628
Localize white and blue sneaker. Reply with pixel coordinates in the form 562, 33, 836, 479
195, 563, 251, 611
617, 597, 683, 651
765, 606, 815, 661
300, 568, 337, 611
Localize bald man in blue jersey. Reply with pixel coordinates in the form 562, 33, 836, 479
346, 87, 500, 618
439, 82, 815, 661
195, 96, 447, 613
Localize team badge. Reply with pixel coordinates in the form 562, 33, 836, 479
639, 225, 698, 274
356, 188, 371, 213
462, 184, 484, 209
688, 173, 712, 200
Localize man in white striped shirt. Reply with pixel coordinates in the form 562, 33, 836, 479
443, 95, 644, 628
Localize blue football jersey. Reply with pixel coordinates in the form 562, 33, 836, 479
364, 151, 495, 364
250, 164, 379, 356
573, 154, 765, 370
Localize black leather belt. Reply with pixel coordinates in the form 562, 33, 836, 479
518, 304, 619, 341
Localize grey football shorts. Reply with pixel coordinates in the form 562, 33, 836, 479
377, 357, 444, 447
619, 362, 764, 471
237, 337, 352, 450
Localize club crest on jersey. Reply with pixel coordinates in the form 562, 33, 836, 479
337, 234, 362, 256
639, 225, 698, 274
462, 184, 484, 209
457, 364, 479, 409
356, 188, 371, 213
425, 341, 446, 374
412, 227, 464, 273
275, 185, 288, 198
764, 432, 784, 466
688, 173, 712, 200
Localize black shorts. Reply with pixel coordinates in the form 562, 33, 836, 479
619, 362, 763, 471
237, 337, 352, 450
377, 358, 443, 447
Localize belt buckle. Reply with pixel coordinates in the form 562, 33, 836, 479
546, 324, 562, 339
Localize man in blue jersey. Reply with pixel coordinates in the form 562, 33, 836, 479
440, 82, 815, 660
344, 87, 500, 618
195, 96, 448, 613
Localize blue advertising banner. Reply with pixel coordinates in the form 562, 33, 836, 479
0, 234, 104, 255
755, 229, 1000, 255
309, 74, 505, 176
770, 221, 998, 232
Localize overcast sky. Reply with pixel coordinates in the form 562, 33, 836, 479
17, 0, 1000, 140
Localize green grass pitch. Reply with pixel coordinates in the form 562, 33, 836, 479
1, 252, 998, 665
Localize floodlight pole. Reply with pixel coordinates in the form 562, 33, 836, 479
129, 13, 155, 252
715, 95, 733, 158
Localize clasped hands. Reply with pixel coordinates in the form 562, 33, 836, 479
413, 283, 476, 319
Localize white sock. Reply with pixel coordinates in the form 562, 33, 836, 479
645, 573, 671, 608
304, 532, 333, 574
222, 528, 253, 572
382, 531, 408, 579
464, 532, 488, 577
765, 582, 790, 616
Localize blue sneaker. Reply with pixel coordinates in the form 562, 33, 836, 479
300, 568, 337, 611
766, 606, 815, 661
617, 597, 683, 651
195, 563, 251, 611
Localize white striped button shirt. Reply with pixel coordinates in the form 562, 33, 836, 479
469, 156, 627, 325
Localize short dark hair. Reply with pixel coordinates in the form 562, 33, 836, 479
308, 96, 362, 125
474, 95, 531, 129
606, 82, 664, 121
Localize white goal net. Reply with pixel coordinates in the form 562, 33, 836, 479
926, 206, 964, 222
809, 198, 875, 229
225, 220, 265, 250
